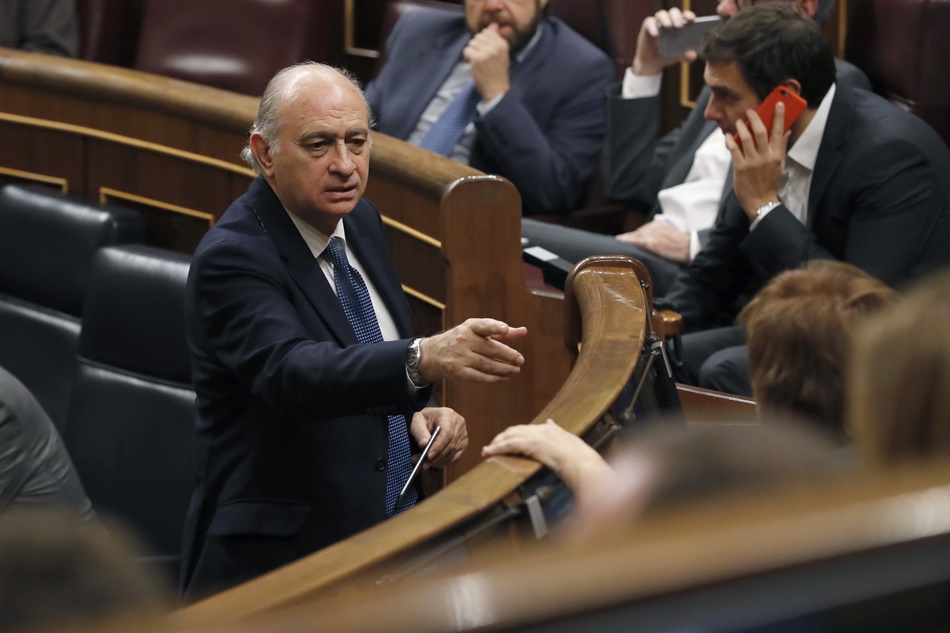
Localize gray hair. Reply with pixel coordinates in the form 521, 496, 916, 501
241, 62, 373, 175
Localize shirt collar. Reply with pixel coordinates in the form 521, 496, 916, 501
284, 208, 347, 259
787, 83, 836, 171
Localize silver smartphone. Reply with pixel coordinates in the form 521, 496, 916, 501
657, 15, 724, 58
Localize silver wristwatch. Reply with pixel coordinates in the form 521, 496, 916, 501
406, 337, 428, 387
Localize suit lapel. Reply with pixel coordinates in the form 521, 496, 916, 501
807, 87, 852, 228
246, 179, 358, 345
394, 24, 470, 140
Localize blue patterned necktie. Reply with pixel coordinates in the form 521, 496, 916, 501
323, 237, 417, 516
418, 80, 480, 156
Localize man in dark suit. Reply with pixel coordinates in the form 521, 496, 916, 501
522, 0, 870, 297
667, 3, 950, 392
365, 0, 615, 216
180, 63, 528, 600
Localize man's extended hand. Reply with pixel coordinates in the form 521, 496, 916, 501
632, 7, 698, 77
615, 220, 691, 263
419, 318, 526, 383
465, 23, 511, 102
726, 101, 788, 220
411, 407, 467, 468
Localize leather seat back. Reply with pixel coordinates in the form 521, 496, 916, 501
846, 0, 950, 146
0, 185, 145, 429
134, 0, 338, 95
63, 245, 194, 580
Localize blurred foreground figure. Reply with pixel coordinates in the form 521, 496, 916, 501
849, 269, 950, 467
0, 509, 168, 632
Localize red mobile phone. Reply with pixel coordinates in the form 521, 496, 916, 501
733, 86, 808, 151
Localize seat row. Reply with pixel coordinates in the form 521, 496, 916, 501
0, 184, 194, 581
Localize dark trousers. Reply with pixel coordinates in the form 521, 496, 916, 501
522, 218, 683, 296
675, 325, 752, 397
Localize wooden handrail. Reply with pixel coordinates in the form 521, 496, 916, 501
182, 459, 950, 633
175, 256, 648, 627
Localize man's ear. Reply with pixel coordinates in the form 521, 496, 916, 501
781, 79, 803, 97
250, 133, 274, 177
796, 0, 819, 19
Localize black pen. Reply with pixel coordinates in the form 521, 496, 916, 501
397, 425, 441, 508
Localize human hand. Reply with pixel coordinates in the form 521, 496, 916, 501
632, 7, 698, 77
411, 407, 468, 468
482, 419, 612, 502
726, 101, 788, 220
615, 221, 691, 263
419, 318, 526, 383
464, 23, 511, 101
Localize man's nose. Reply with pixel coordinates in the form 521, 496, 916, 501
703, 98, 719, 122
329, 145, 356, 175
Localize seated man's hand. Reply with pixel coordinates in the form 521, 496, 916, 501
632, 7, 698, 76
419, 318, 527, 383
411, 407, 468, 468
726, 102, 788, 220
465, 23, 510, 102
616, 220, 690, 263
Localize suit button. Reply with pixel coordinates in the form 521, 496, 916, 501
375, 458, 387, 472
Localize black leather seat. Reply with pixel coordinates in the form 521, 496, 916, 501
0, 185, 145, 431
62, 245, 194, 581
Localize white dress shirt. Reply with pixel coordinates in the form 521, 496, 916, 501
622, 69, 731, 261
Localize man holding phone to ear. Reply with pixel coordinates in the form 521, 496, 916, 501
522, 0, 869, 297
664, 3, 949, 393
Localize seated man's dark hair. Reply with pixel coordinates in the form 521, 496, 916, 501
700, 3, 836, 106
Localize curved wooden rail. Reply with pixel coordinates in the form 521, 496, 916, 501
183, 459, 950, 633
174, 256, 648, 627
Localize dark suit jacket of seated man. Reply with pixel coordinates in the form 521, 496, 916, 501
664, 4, 950, 394
180, 63, 526, 600
365, 2, 615, 216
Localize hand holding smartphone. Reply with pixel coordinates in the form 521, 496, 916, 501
656, 15, 723, 58
733, 86, 808, 151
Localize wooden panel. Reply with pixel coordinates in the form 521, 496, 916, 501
0, 120, 85, 193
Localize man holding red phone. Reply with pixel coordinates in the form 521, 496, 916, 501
522, 0, 870, 299
663, 3, 949, 393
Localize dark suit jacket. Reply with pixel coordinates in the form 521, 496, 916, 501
665, 87, 950, 331
603, 59, 871, 252
180, 178, 429, 598
365, 9, 615, 216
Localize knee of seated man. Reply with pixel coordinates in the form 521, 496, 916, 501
698, 345, 752, 397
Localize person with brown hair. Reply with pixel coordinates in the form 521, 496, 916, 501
483, 259, 893, 503
739, 259, 896, 437
848, 269, 950, 467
